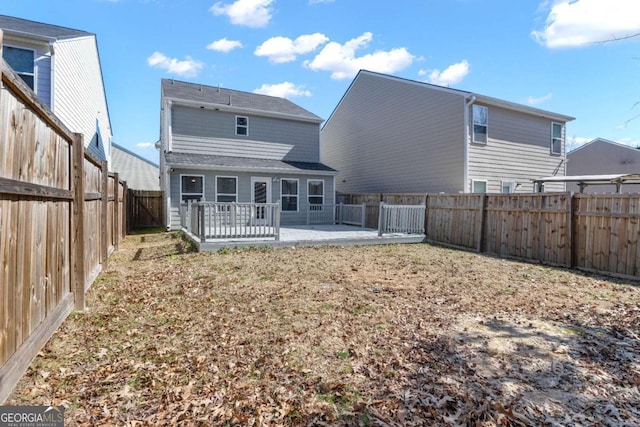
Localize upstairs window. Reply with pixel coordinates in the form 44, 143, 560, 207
181, 175, 204, 202
281, 179, 298, 211
551, 122, 563, 155
472, 105, 488, 144
216, 176, 237, 202
3, 46, 35, 90
308, 180, 324, 211
236, 116, 248, 136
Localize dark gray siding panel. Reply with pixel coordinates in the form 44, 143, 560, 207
168, 169, 334, 228
171, 105, 320, 162
321, 73, 465, 194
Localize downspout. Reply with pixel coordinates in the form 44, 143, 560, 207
463, 95, 476, 193
49, 40, 55, 110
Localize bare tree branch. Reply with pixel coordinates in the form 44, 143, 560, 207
589, 32, 640, 45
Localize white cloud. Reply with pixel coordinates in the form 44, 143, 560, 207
304, 32, 415, 80
136, 142, 155, 149
255, 33, 329, 63
210, 0, 274, 28
253, 82, 312, 98
532, 0, 640, 48
527, 92, 553, 105
147, 52, 203, 77
423, 60, 470, 86
207, 38, 243, 53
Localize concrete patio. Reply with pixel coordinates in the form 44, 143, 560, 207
191, 224, 427, 252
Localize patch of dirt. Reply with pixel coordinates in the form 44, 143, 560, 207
6, 232, 640, 426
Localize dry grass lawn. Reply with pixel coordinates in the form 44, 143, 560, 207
7, 231, 640, 426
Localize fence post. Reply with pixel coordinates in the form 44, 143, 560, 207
100, 161, 109, 269
424, 194, 430, 237
275, 202, 281, 241
338, 202, 344, 225
200, 204, 206, 243
476, 194, 487, 253
569, 191, 576, 268
307, 205, 311, 225
113, 173, 120, 251
378, 202, 385, 236
361, 203, 366, 228
71, 133, 86, 311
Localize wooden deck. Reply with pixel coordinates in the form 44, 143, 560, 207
187, 224, 426, 252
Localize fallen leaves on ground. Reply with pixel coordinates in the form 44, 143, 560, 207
7, 231, 640, 426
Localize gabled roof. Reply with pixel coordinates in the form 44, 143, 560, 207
324, 69, 575, 128
568, 137, 640, 155
0, 15, 92, 40
162, 79, 323, 123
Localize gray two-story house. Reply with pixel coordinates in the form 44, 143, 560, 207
321, 70, 575, 194
159, 79, 337, 229
0, 15, 112, 163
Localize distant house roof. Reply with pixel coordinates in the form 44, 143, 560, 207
568, 137, 640, 155
111, 144, 160, 191
0, 15, 91, 40
325, 70, 575, 127
161, 79, 323, 123
166, 152, 337, 175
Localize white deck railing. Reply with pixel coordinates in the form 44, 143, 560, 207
378, 202, 425, 236
307, 203, 366, 227
180, 202, 280, 241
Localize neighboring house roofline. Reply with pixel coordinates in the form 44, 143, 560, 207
165, 96, 324, 124
322, 69, 575, 130
112, 143, 158, 167
472, 94, 575, 123
0, 15, 92, 41
568, 137, 639, 155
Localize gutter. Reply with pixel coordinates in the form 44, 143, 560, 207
463, 95, 476, 193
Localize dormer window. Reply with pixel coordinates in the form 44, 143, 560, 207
3, 46, 35, 90
236, 116, 248, 136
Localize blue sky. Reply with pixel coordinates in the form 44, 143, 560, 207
3, 0, 640, 163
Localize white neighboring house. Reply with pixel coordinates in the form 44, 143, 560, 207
111, 143, 160, 191
0, 15, 112, 164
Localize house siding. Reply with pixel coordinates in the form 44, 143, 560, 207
467, 104, 566, 193
567, 140, 640, 193
168, 169, 335, 228
171, 105, 320, 162
51, 36, 112, 163
321, 72, 465, 194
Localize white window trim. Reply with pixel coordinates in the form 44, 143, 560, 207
472, 105, 488, 144
281, 178, 299, 212
5, 44, 36, 92
215, 175, 238, 203
501, 180, 516, 194
236, 115, 249, 136
551, 122, 563, 155
471, 179, 488, 194
180, 174, 205, 202
308, 179, 324, 211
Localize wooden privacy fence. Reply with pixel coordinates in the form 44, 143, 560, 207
337, 193, 426, 228
425, 192, 640, 279
127, 190, 164, 230
0, 46, 126, 403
